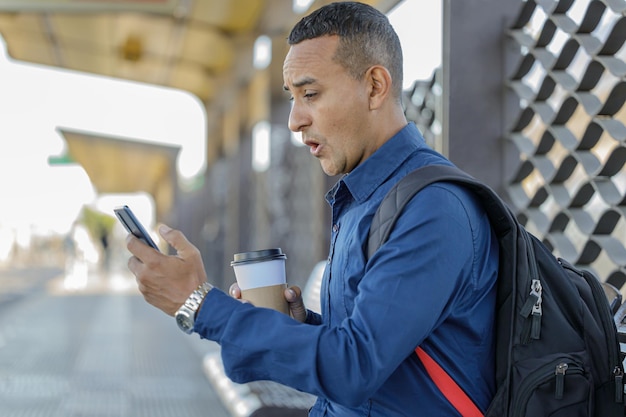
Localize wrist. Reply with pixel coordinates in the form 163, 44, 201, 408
175, 282, 213, 334
195, 282, 212, 318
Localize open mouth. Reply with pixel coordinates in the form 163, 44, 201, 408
304, 137, 321, 156
309, 143, 321, 156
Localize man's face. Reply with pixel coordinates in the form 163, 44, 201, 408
283, 35, 374, 176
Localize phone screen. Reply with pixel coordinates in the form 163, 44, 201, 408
114, 205, 160, 251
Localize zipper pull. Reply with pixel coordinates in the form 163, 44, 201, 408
614, 366, 623, 403
530, 280, 542, 340
531, 310, 542, 340
520, 293, 538, 318
555, 362, 568, 400
520, 279, 542, 318
520, 279, 543, 342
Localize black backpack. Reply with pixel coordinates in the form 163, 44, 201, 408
367, 164, 625, 417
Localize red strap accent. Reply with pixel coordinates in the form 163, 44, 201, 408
415, 346, 484, 417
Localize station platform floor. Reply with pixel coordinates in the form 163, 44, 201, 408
0, 263, 232, 417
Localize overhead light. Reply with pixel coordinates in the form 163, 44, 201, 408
253, 36, 272, 70
121, 35, 143, 62
293, 0, 314, 14
252, 121, 271, 172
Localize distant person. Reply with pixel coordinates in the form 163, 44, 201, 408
63, 224, 77, 273
125, 2, 499, 415
97, 225, 111, 272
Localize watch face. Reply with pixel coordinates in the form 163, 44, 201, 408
176, 311, 194, 334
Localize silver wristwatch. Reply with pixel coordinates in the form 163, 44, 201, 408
175, 282, 213, 334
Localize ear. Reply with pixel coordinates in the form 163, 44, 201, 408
366, 65, 393, 110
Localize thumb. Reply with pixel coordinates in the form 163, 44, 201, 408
286, 286, 307, 323
158, 224, 195, 258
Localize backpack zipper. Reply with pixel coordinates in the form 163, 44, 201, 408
511, 358, 585, 417
519, 231, 542, 344
555, 362, 568, 399
559, 259, 624, 403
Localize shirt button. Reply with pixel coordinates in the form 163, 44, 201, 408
332, 224, 339, 232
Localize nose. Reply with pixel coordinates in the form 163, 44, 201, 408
288, 100, 310, 133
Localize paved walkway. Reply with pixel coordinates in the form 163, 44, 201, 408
0, 265, 231, 417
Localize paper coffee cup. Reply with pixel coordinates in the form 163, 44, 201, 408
231, 248, 289, 314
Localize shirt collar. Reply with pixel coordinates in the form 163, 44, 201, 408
338, 122, 425, 203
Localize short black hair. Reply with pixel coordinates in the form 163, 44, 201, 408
288, 1, 403, 100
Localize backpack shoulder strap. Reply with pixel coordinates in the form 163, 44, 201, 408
367, 164, 515, 259
366, 164, 519, 416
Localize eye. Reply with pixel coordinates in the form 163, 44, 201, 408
283, 87, 293, 101
304, 91, 317, 99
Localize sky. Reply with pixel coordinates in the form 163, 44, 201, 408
0, 0, 442, 250
388, 0, 442, 87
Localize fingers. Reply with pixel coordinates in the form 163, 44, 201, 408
158, 224, 198, 259
125, 225, 208, 316
228, 283, 252, 305
229, 283, 242, 299
127, 255, 142, 275
285, 286, 307, 323
228, 282, 306, 320
126, 234, 159, 261
285, 285, 301, 302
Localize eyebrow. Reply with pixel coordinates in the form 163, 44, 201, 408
283, 76, 317, 92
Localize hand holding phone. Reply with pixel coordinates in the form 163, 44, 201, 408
114, 205, 160, 252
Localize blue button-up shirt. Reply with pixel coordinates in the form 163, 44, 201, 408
196, 123, 498, 416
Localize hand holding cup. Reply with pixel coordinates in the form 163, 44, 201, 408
231, 248, 289, 315
229, 281, 307, 322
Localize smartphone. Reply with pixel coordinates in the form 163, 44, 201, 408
114, 205, 160, 252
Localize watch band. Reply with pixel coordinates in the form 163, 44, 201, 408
175, 282, 213, 334
184, 281, 213, 315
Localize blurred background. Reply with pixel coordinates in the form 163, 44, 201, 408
0, 0, 442, 290
0, 0, 625, 416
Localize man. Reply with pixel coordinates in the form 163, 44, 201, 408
126, 2, 499, 416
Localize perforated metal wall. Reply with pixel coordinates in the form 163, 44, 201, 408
404, 0, 626, 289
509, 0, 626, 288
